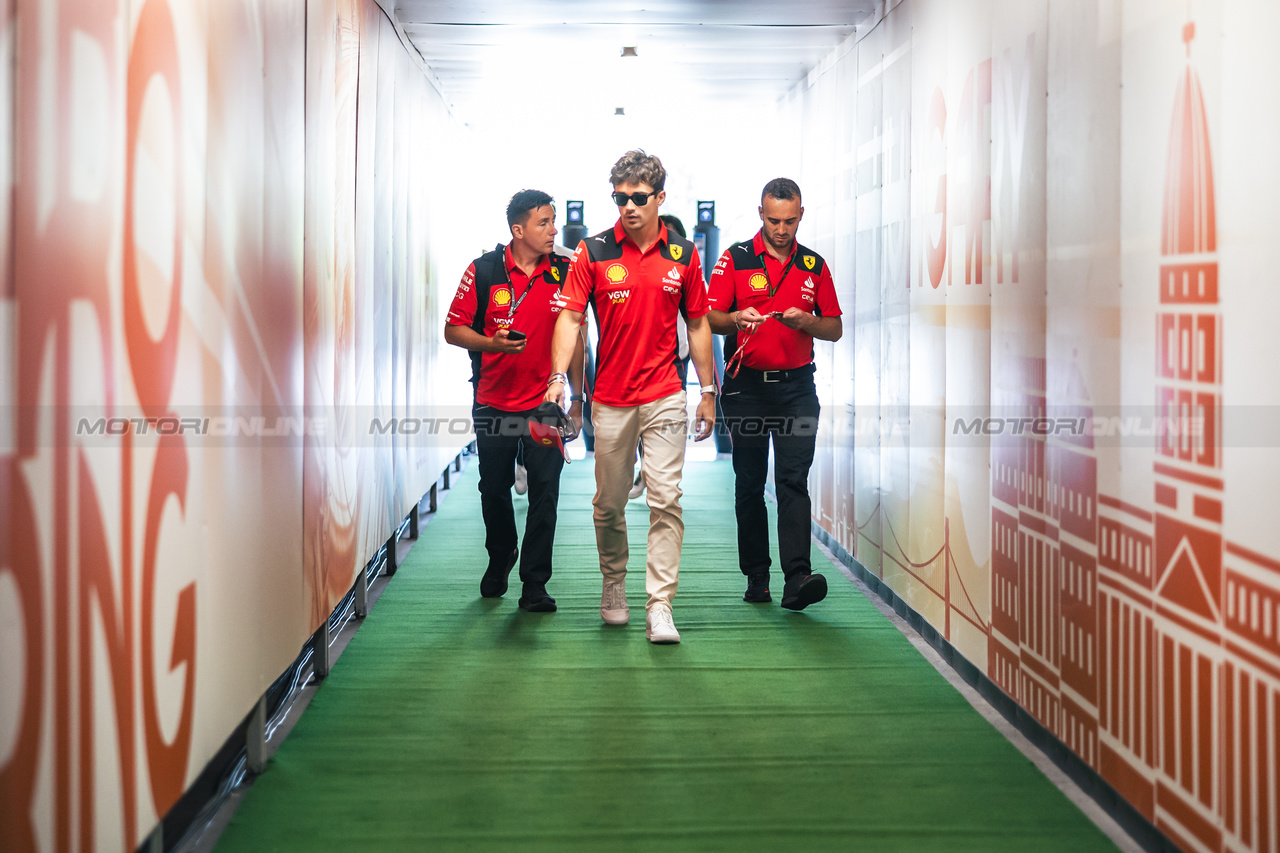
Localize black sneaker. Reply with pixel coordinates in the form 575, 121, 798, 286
780, 572, 827, 611
743, 574, 772, 603
480, 547, 518, 598
518, 584, 557, 612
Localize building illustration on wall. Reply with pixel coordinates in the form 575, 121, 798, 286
989, 348, 1100, 771
986, 20, 1280, 853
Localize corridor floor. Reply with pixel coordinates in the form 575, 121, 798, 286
214, 459, 1117, 852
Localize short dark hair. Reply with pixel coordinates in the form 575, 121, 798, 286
659, 214, 686, 238
761, 178, 802, 205
507, 189, 555, 230
610, 150, 666, 192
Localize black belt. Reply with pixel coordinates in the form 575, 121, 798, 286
730, 363, 816, 383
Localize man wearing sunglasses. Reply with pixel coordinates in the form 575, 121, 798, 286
544, 150, 718, 644
706, 178, 843, 611
445, 189, 585, 613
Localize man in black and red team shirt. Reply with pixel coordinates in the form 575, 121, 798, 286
544, 150, 718, 644
445, 189, 585, 612
707, 178, 843, 611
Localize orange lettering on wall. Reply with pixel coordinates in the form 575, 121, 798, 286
139, 432, 195, 816
952, 59, 992, 286
124, 0, 185, 416
124, 0, 197, 820
77, 454, 137, 851
925, 87, 947, 289
0, 462, 42, 853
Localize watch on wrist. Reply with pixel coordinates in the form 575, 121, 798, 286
699, 385, 718, 396
570, 394, 583, 402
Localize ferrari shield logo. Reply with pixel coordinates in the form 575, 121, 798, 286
803, 255, 816, 270
550, 267, 561, 282
670, 244, 683, 261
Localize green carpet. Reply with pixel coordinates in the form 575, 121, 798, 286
215, 459, 1117, 852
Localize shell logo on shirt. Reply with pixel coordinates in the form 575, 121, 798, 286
493, 288, 512, 306
748, 273, 769, 291
605, 263, 628, 284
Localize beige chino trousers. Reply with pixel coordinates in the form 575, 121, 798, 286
590, 390, 688, 610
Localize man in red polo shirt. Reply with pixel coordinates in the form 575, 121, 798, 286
544, 150, 717, 644
445, 189, 584, 612
707, 178, 843, 611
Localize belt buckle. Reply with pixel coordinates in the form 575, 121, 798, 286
762, 370, 782, 383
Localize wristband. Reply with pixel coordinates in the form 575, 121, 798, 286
547, 372, 569, 387
699, 385, 718, 396
570, 394, 583, 402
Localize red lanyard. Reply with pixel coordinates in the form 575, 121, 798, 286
726, 248, 797, 378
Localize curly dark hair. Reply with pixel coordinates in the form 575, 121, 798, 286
609, 150, 666, 192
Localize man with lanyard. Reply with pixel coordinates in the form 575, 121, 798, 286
707, 178, 843, 611
544, 150, 718, 644
445, 189, 584, 612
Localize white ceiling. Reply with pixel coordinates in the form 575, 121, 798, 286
392, 1, 878, 127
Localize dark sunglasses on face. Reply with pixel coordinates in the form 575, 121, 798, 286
612, 190, 656, 207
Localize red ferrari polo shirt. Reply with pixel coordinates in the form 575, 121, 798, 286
558, 221, 708, 407
446, 244, 567, 411
707, 231, 842, 371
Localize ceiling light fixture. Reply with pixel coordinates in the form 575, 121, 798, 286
620, 46, 638, 57
614, 107, 625, 116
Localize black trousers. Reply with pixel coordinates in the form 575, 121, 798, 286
473, 403, 564, 586
719, 368, 820, 582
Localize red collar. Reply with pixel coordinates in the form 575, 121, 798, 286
612, 219, 669, 252
752, 230, 797, 265
504, 243, 551, 279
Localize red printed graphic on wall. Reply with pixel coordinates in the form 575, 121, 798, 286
984, 21, 1280, 853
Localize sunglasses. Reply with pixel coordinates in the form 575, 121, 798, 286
611, 190, 657, 207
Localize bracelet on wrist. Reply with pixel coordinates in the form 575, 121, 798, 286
570, 394, 583, 402
547, 372, 569, 387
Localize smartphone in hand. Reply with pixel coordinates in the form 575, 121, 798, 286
505, 330, 527, 341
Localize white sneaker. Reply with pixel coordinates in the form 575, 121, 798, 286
628, 469, 645, 500
514, 464, 528, 495
646, 604, 681, 644
601, 579, 630, 625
